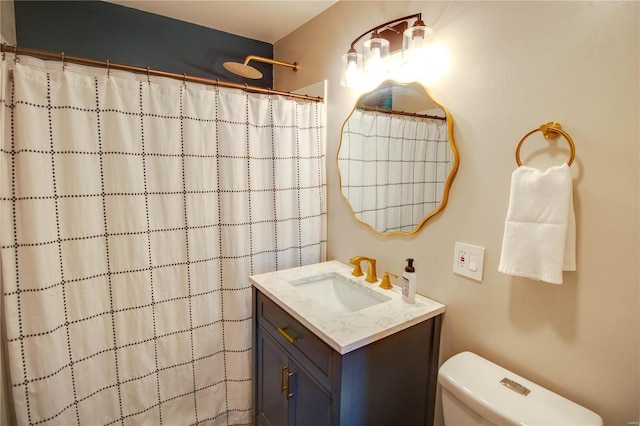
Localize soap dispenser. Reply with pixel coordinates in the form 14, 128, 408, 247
402, 258, 416, 304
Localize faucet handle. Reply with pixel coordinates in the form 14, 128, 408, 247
351, 263, 364, 277
380, 272, 397, 290
349, 256, 365, 277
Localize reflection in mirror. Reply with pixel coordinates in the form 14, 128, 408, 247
338, 80, 458, 235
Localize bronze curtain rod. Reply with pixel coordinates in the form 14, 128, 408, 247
0, 44, 323, 103
359, 105, 446, 121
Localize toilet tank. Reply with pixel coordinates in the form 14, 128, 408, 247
438, 352, 602, 426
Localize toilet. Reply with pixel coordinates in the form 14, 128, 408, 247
438, 351, 603, 425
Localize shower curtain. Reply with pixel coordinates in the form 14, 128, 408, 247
0, 57, 326, 425
341, 109, 448, 233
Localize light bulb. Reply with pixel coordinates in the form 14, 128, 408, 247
341, 49, 363, 88
363, 33, 390, 87
402, 20, 436, 82
345, 61, 360, 87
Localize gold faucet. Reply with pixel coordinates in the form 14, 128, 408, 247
349, 256, 377, 283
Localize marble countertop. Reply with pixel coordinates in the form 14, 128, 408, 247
250, 260, 445, 354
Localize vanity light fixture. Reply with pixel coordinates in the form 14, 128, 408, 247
340, 13, 434, 89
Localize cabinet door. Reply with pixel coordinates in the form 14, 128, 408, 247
257, 328, 288, 426
287, 359, 331, 426
257, 326, 332, 426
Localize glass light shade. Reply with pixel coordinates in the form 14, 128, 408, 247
363, 33, 390, 61
402, 20, 434, 62
363, 33, 390, 85
402, 20, 435, 81
341, 48, 363, 88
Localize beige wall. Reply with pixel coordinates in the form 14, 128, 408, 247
0, 0, 16, 45
276, 1, 639, 425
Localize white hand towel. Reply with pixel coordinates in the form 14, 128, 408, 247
498, 163, 576, 284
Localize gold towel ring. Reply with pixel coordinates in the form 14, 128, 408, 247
515, 122, 575, 166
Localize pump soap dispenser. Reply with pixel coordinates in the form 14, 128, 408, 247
402, 258, 416, 304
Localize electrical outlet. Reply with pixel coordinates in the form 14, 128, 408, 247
457, 250, 467, 268
453, 242, 485, 282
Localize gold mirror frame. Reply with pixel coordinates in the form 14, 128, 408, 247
337, 80, 459, 236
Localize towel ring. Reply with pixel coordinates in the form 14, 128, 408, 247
515, 122, 575, 166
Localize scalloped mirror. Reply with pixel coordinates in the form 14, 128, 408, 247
337, 80, 459, 236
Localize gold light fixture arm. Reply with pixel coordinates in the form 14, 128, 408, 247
243, 55, 299, 72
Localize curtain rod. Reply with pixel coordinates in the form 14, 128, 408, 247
0, 44, 323, 103
359, 105, 446, 121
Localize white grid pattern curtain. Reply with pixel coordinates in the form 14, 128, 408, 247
339, 109, 448, 234
0, 58, 326, 426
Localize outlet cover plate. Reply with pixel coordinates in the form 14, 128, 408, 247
453, 242, 485, 281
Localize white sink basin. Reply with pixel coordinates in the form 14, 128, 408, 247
289, 273, 390, 314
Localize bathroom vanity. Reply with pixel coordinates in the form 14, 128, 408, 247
250, 261, 445, 426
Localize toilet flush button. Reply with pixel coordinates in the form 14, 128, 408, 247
500, 377, 531, 396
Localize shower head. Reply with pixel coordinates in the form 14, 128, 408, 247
223, 55, 299, 79
223, 61, 263, 79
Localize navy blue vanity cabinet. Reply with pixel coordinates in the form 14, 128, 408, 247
253, 289, 442, 426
